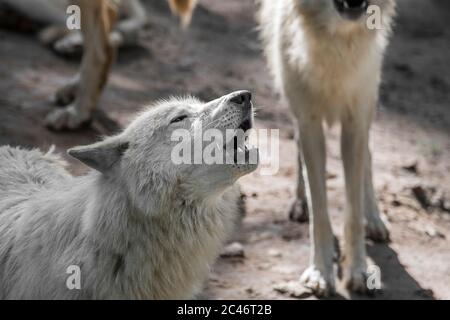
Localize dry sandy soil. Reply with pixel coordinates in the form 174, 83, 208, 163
0, 0, 449, 299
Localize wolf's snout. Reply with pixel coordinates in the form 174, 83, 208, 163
228, 90, 252, 108
227, 90, 253, 130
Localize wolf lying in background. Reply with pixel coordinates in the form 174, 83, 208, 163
2, 0, 147, 55
3, 0, 197, 54
2, 0, 197, 130
260, 0, 396, 296
0, 91, 257, 299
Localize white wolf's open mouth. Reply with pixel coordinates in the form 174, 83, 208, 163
223, 116, 258, 165
334, 0, 368, 20
238, 117, 252, 132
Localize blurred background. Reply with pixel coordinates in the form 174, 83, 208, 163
0, 0, 448, 299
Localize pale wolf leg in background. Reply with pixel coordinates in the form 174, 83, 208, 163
44, 0, 197, 130
45, 0, 118, 130
260, 0, 395, 296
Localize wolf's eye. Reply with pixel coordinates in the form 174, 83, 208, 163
170, 115, 188, 124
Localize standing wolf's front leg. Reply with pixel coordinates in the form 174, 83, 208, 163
341, 109, 370, 293
294, 115, 335, 297
46, 0, 118, 130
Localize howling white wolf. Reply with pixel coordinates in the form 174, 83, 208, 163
259, 0, 396, 296
0, 91, 257, 299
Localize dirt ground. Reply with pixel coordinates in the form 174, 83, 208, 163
0, 0, 449, 300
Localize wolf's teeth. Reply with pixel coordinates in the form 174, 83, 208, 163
361, 1, 367, 8
343, 1, 350, 9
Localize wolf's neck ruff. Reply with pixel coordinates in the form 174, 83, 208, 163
79, 172, 236, 299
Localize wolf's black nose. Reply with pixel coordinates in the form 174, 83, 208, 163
229, 90, 252, 107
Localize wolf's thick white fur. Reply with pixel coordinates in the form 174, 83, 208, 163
0, 92, 255, 299
259, 0, 395, 295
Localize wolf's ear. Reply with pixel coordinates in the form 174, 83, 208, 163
68, 137, 129, 174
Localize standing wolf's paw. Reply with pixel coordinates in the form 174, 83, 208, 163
288, 198, 309, 223
365, 212, 390, 243
45, 106, 92, 131
344, 265, 369, 294
300, 265, 335, 297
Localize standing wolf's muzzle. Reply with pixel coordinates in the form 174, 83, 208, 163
333, 0, 369, 20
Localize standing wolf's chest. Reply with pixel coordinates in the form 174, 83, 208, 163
285, 27, 383, 114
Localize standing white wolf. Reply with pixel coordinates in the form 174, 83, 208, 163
259, 0, 396, 295
0, 91, 257, 299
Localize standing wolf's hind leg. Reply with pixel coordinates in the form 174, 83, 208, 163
288, 140, 309, 223
364, 148, 390, 242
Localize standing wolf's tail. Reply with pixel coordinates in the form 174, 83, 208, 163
168, 0, 198, 27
